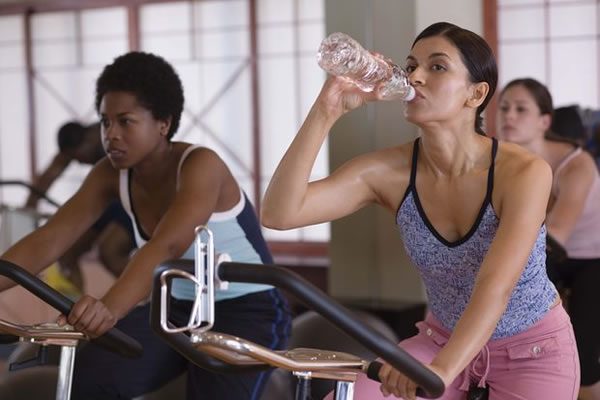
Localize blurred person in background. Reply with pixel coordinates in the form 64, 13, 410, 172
551, 105, 588, 147
498, 77, 600, 400
26, 121, 134, 294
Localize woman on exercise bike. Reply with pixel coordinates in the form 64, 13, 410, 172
0, 51, 290, 400
262, 22, 579, 400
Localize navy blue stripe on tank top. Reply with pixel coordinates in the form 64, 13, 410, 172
396, 137, 557, 339
174, 191, 274, 301
250, 289, 291, 400
236, 192, 273, 264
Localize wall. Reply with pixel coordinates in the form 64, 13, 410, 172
416, 0, 482, 35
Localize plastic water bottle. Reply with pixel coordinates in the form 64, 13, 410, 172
317, 32, 415, 101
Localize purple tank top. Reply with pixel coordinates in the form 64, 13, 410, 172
396, 138, 557, 339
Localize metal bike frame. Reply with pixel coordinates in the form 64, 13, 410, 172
0, 319, 85, 400
0, 259, 142, 400
158, 225, 363, 400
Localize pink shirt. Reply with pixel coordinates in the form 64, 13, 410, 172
552, 147, 600, 259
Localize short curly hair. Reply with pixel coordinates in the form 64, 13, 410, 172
95, 52, 184, 140
57, 121, 86, 152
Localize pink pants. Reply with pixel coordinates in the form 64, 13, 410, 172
325, 304, 580, 399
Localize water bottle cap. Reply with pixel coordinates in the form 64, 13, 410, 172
404, 86, 416, 102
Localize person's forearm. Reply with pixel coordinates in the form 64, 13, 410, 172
100, 244, 177, 320
431, 281, 510, 382
261, 104, 337, 227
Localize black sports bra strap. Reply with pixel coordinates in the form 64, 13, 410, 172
409, 138, 420, 186
486, 137, 498, 199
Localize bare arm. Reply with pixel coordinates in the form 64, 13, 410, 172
546, 151, 596, 245
1, 161, 116, 291
431, 155, 552, 382
57, 226, 102, 290
96, 222, 134, 277
261, 77, 381, 229
25, 152, 71, 208
66, 149, 231, 336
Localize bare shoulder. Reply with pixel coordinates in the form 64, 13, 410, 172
89, 157, 120, 184
350, 140, 413, 172
494, 141, 552, 212
342, 140, 414, 211
94, 157, 119, 174
337, 140, 414, 187
560, 148, 598, 180
178, 143, 219, 160
377, 140, 414, 166
495, 141, 551, 180
176, 143, 228, 171
175, 143, 237, 193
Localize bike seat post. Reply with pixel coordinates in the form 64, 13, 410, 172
293, 371, 313, 400
56, 343, 77, 400
21, 324, 83, 400
334, 380, 355, 400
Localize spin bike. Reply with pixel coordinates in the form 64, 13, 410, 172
149, 227, 445, 399
0, 259, 143, 400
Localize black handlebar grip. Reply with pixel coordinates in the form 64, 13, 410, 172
366, 360, 383, 381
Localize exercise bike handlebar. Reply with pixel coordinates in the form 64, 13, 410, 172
150, 260, 445, 398
218, 262, 444, 398
0, 259, 143, 358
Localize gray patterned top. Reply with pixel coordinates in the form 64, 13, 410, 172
395, 138, 557, 339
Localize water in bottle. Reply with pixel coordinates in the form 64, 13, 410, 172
317, 32, 415, 101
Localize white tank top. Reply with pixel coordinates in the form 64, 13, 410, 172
552, 147, 600, 259
119, 144, 273, 300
